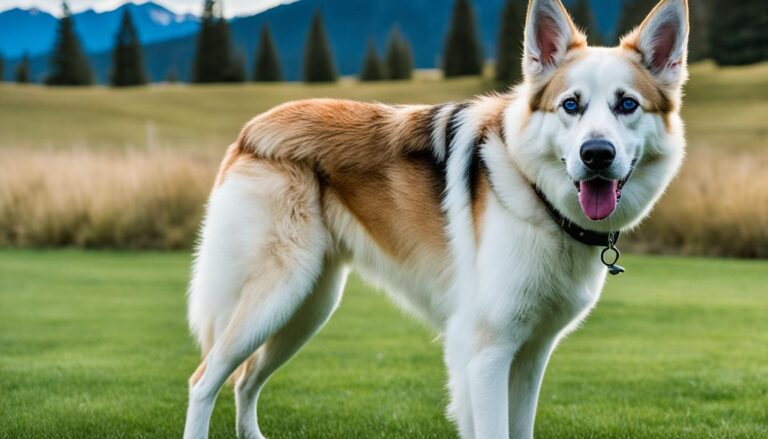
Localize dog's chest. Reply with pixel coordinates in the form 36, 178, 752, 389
471, 200, 607, 328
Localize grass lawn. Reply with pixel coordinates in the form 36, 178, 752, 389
0, 251, 766, 438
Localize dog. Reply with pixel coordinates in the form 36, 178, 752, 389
183, 0, 688, 437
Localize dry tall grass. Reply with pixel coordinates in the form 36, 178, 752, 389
0, 149, 216, 249
628, 149, 768, 258
1, 148, 766, 257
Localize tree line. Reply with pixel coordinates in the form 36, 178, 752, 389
1, 0, 765, 86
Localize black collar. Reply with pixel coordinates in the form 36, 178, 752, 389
532, 185, 619, 247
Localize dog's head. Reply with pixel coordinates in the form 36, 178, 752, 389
510, 0, 688, 232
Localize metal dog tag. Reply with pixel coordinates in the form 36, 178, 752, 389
601, 237, 625, 276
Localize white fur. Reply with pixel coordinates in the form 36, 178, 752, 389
183, 1, 688, 438
430, 103, 457, 162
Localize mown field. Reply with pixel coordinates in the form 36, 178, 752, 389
0, 250, 766, 438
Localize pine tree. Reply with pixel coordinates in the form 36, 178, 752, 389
359, 39, 384, 81
46, 1, 93, 85
253, 25, 282, 82
710, 0, 767, 65
165, 65, 179, 83
111, 9, 147, 86
218, 18, 244, 82
443, 0, 483, 78
16, 54, 31, 83
569, 0, 603, 45
495, 0, 526, 84
303, 11, 337, 83
614, 0, 655, 44
385, 27, 413, 80
688, 0, 711, 62
230, 51, 246, 82
192, 0, 239, 83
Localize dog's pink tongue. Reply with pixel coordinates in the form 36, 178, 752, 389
579, 179, 619, 221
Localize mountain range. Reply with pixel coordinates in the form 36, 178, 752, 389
0, 0, 624, 83
0, 2, 198, 58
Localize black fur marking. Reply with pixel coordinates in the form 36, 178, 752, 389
467, 132, 487, 206
445, 103, 470, 155
438, 102, 470, 183
435, 102, 470, 211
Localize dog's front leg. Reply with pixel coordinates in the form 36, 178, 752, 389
467, 341, 519, 439
507, 336, 557, 439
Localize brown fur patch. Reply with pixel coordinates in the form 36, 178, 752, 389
471, 169, 490, 245
528, 53, 587, 112
624, 53, 674, 114
233, 99, 446, 264
239, 99, 434, 171
228, 97, 512, 263
323, 150, 447, 261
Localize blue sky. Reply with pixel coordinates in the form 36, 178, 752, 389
0, 0, 294, 17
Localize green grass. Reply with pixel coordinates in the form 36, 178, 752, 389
1, 251, 766, 438
1, 62, 766, 152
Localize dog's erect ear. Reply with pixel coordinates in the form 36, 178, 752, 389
523, 0, 585, 81
622, 0, 689, 87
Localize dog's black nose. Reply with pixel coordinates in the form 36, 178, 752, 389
580, 140, 615, 171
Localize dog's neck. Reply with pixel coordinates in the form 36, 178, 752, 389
530, 184, 619, 248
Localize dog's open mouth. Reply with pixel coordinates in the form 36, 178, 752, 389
573, 159, 636, 221
577, 178, 621, 221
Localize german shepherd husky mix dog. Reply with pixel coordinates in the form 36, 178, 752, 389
184, 0, 689, 437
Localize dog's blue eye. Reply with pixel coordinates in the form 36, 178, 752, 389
562, 98, 579, 114
619, 97, 639, 114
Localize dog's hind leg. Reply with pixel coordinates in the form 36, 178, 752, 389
234, 258, 348, 439
183, 159, 328, 439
